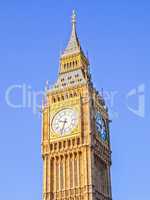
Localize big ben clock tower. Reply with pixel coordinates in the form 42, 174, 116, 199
41, 11, 112, 200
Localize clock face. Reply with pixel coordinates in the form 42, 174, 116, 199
95, 112, 107, 141
52, 108, 78, 136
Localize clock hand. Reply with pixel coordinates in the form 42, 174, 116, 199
61, 119, 67, 135
59, 120, 67, 123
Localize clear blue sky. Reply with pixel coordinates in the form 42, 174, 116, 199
0, 0, 150, 200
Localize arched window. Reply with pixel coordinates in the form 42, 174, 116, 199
50, 158, 54, 191
56, 160, 59, 191
63, 141, 66, 148
59, 142, 62, 149
74, 154, 78, 186
60, 160, 64, 190
70, 156, 73, 188
73, 61, 75, 67
50, 144, 53, 151
68, 140, 71, 147
74, 92, 77, 97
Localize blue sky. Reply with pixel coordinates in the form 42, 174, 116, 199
0, 0, 150, 200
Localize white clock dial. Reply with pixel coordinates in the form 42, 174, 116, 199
52, 108, 78, 136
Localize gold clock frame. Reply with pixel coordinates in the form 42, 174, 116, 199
49, 96, 81, 141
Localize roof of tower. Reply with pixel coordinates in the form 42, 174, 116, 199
61, 10, 84, 57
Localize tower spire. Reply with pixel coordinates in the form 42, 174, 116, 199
62, 10, 81, 56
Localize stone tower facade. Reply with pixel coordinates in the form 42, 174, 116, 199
41, 11, 112, 200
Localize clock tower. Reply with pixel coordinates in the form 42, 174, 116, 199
41, 11, 112, 200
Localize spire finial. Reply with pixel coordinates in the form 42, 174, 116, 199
72, 10, 76, 25
62, 10, 84, 56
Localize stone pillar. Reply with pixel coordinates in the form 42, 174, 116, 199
59, 156, 61, 191
68, 154, 70, 197
43, 156, 47, 200
64, 155, 66, 190
73, 152, 75, 189
83, 147, 88, 199
53, 157, 56, 197
77, 152, 80, 187
108, 167, 112, 198
47, 156, 50, 200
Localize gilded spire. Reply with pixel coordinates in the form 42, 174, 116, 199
62, 10, 81, 56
